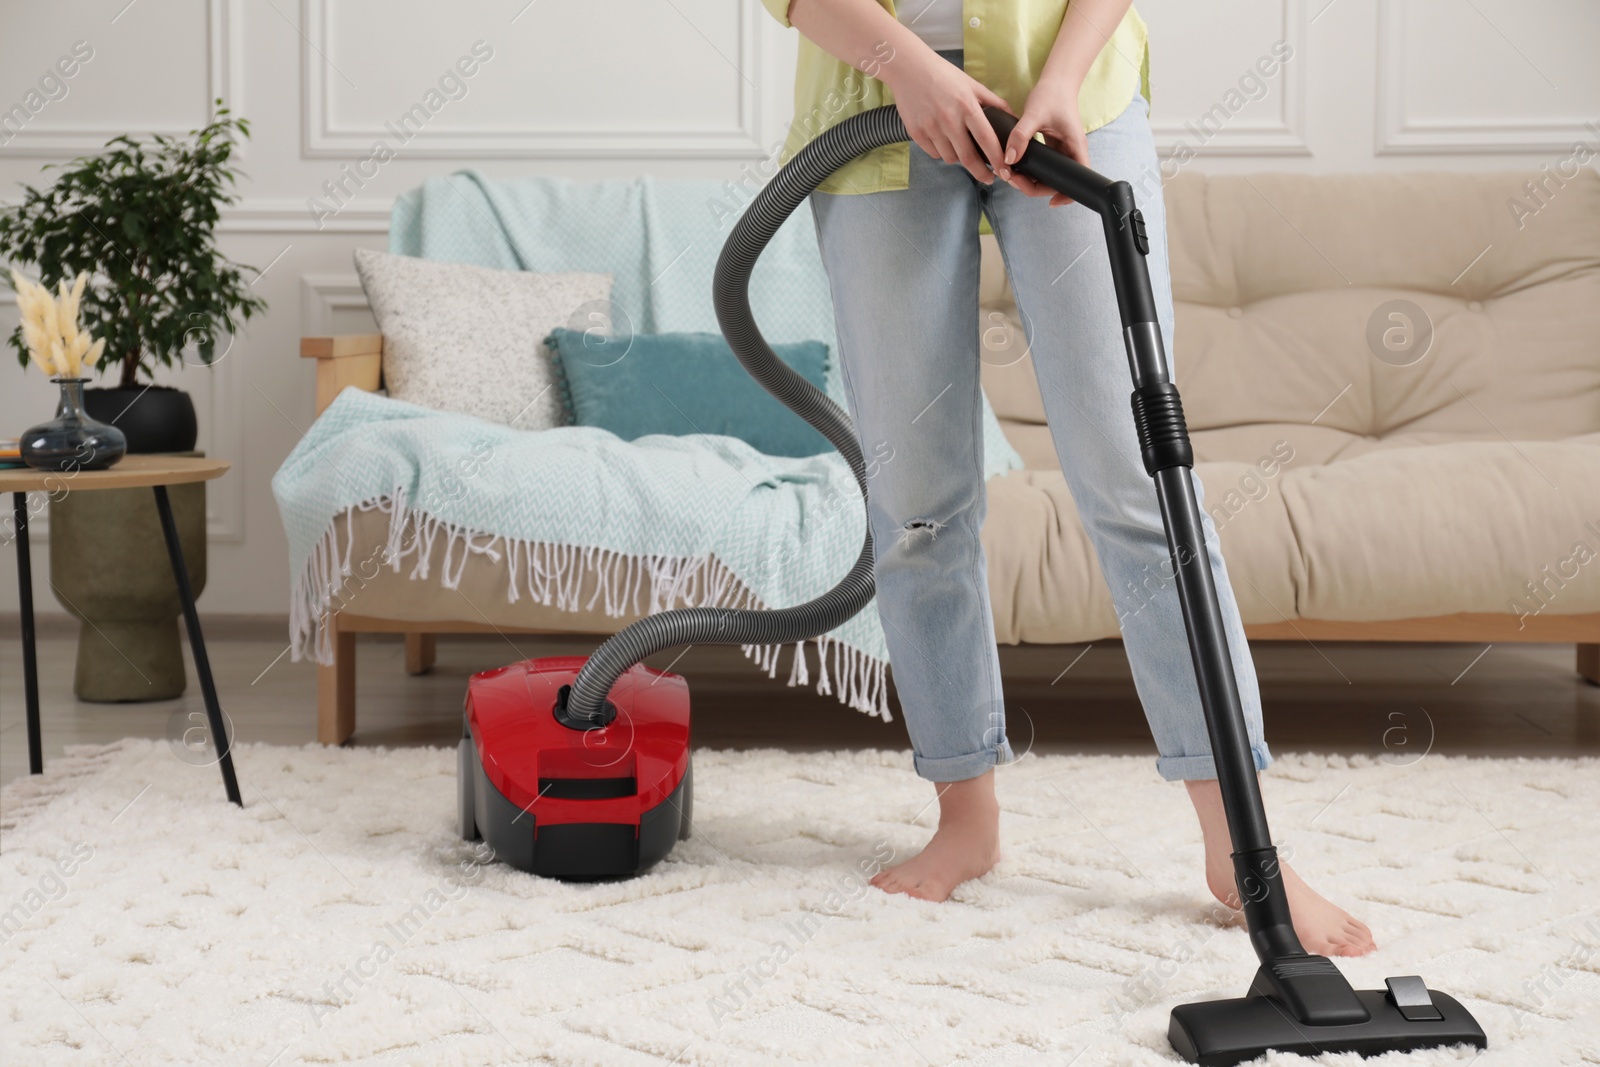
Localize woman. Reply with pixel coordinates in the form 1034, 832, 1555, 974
762, 0, 1375, 957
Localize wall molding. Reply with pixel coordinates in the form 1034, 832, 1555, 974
300, 0, 769, 159
0, 0, 243, 159
1151, 0, 1309, 157
222, 197, 391, 234
187, 350, 247, 543
0, 195, 389, 233
0, 197, 391, 235
300, 272, 370, 336
1375, 0, 1593, 154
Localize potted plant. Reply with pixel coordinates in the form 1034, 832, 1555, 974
1, 104, 266, 702
1, 103, 265, 449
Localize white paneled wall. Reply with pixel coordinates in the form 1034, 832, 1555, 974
2, 0, 1594, 616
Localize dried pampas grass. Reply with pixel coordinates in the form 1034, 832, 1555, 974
10, 268, 106, 379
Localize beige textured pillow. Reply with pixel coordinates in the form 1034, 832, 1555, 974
353, 248, 612, 429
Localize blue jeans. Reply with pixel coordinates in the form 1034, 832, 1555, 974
810, 52, 1272, 784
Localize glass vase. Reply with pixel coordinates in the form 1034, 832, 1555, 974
20, 378, 128, 472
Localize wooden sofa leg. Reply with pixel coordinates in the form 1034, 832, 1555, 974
405, 632, 436, 676
1579, 643, 1599, 687
318, 629, 357, 745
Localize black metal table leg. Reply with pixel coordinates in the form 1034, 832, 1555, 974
13, 492, 43, 775
152, 485, 242, 806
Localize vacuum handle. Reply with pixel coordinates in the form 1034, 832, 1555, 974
981, 106, 1118, 212
980, 106, 1162, 338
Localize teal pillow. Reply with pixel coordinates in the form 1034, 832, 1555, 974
544, 328, 833, 458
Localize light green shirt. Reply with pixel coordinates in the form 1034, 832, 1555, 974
760, 0, 1151, 195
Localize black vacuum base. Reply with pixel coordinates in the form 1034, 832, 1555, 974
1169, 988, 1486, 1066
459, 732, 693, 880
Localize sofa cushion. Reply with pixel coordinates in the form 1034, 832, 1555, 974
980, 464, 1307, 644
1166, 170, 1600, 444
353, 248, 611, 430
1283, 439, 1600, 621
978, 171, 1600, 465
543, 327, 833, 457
979, 440, 1600, 643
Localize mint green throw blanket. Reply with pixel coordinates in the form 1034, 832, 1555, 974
275, 172, 1023, 719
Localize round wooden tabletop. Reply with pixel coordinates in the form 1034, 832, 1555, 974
0, 455, 230, 493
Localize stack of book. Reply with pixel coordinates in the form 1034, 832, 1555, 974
0, 438, 23, 470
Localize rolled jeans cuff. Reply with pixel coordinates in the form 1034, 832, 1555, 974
914, 739, 1017, 783
1155, 743, 1272, 783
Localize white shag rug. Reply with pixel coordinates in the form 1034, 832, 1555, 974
2, 741, 1597, 1066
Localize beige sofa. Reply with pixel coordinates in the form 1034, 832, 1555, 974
301, 170, 1600, 744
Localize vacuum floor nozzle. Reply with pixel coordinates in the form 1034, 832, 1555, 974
1169, 979, 1486, 1066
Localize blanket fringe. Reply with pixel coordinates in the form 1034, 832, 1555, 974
288, 492, 892, 721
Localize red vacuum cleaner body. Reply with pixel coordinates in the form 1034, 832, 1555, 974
458, 655, 692, 880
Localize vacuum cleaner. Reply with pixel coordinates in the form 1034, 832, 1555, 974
458, 104, 1488, 1065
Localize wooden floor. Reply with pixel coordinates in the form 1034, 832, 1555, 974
2, 618, 1596, 790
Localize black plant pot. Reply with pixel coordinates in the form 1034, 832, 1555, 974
83, 385, 199, 454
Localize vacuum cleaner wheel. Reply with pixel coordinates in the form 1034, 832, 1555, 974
677, 758, 693, 840
457, 736, 479, 843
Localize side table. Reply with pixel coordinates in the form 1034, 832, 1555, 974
5, 456, 241, 805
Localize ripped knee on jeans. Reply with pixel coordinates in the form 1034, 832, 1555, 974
896, 517, 948, 546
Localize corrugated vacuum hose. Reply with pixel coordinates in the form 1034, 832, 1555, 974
561, 107, 913, 724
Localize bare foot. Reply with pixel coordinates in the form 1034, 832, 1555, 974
871, 770, 1001, 902
1185, 778, 1377, 957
